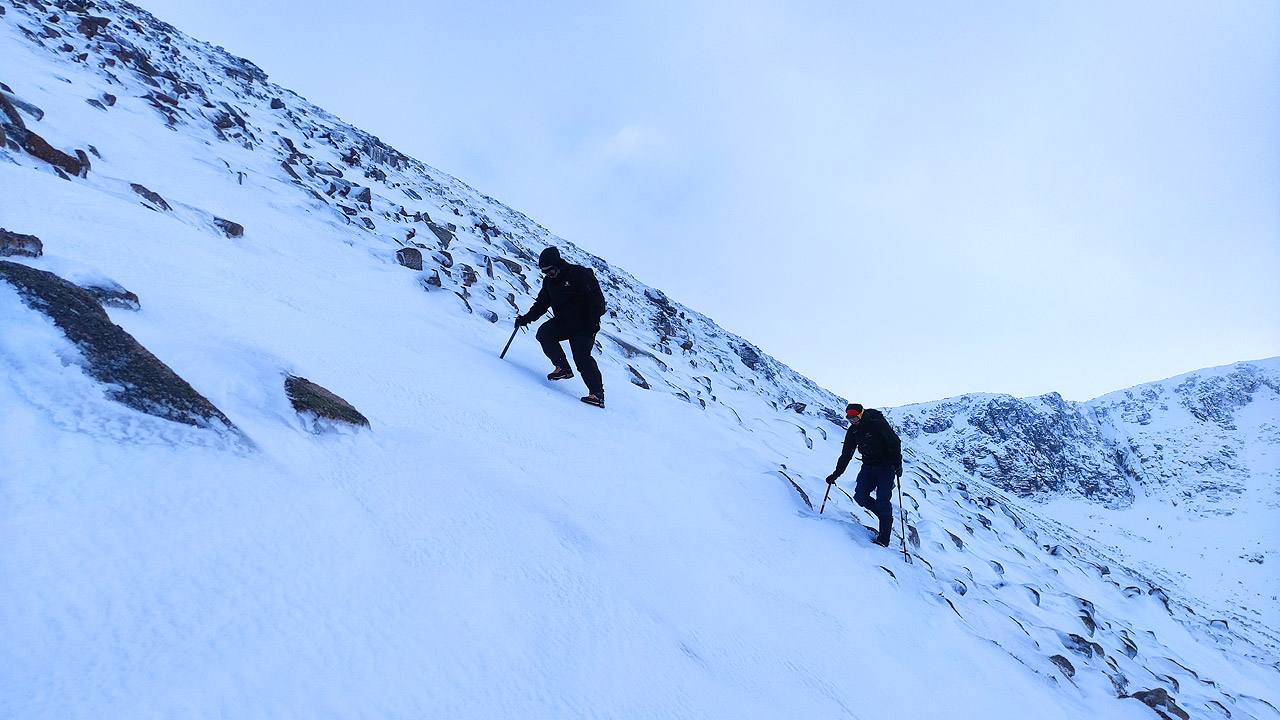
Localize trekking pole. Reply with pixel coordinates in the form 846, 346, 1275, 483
897, 473, 909, 563
499, 325, 521, 359
819, 483, 833, 514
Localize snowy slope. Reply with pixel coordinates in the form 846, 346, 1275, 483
2, 1, 1278, 719
886, 360, 1280, 635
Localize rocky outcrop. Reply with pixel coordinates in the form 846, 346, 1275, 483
395, 247, 423, 271
130, 183, 172, 211
0, 261, 235, 430
213, 218, 244, 239
0, 228, 43, 257
284, 375, 369, 428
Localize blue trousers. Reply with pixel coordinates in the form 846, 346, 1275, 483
854, 463, 895, 542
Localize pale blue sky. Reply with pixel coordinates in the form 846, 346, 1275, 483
139, 0, 1280, 406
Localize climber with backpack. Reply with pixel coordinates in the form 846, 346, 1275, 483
515, 246, 608, 408
827, 403, 903, 547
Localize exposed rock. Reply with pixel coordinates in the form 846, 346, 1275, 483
74, 149, 91, 176
77, 15, 111, 38
0, 94, 25, 129
1128, 688, 1189, 720
284, 375, 370, 428
395, 247, 423, 271
8, 125, 83, 176
0, 261, 236, 430
83, 281, 140, 311
130, 183, 172, 211
628, 365, 650, 389
1061, 633, 1095, 658
0, 228, 43, 257
1049, 654, 1075, 678
425, 220, 454, 248
270, 97, 285, 110
1, 91, 44, 123
784, 401, 806, 413
213, 218, 244, 239
459, 264, 477, 287
150, 91, 179, 107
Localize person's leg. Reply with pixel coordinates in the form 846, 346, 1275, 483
535, 318, 571, 370
871, 465, 895, 543
853, 465, 876, 510
568, 329, 603, 396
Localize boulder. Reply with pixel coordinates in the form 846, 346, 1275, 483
0, 228, 43, 257
395, 247, 423, 271
270, 97, 285, 110
284, 375, 369, 428
1049, 655, 1075, 678
213, 218, 244, 239
0, 261, 236, 430
77, 16, 111, 38
130, 183, 172, 211
1128, 688, 1189, 720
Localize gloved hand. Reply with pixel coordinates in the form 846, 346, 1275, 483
514, 314, 529, 328
895, 464, 903, 479
826, 473, 838, 485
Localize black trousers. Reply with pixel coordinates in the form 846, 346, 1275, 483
536, 317, 603, 396
854, 463, 895, 542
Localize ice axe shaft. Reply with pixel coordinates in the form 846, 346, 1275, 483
819, 483, 833, 514
499, 325, 520, 359
898, 474, 909, 563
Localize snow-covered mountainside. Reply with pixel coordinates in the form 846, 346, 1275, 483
2, 1, 1277, 718
885, 361, 1280, 638
886, 360, 1280, 512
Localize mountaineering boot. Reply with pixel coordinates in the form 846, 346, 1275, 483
580, 393, 605, 408
872, 534, 892, 548
547, 367, 574, 381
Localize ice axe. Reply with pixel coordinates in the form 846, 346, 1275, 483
819, 481, 833, 514
499, 324, 522, 359
898, 471, 911, 564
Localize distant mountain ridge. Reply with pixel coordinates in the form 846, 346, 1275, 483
886, 358, 1280, 511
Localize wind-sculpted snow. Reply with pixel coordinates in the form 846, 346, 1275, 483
1, 1, 1277, 718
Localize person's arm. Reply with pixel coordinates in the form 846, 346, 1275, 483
516, 285, 550, 326
827, 425, 859, 483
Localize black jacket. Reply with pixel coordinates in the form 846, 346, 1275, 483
524, 260, 606, 330
831, 408, 903, 479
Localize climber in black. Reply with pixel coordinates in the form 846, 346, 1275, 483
515, 246, 607, 408
827, 403, 903, 546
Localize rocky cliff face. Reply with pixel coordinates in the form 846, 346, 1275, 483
885, 358, 1280, 511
